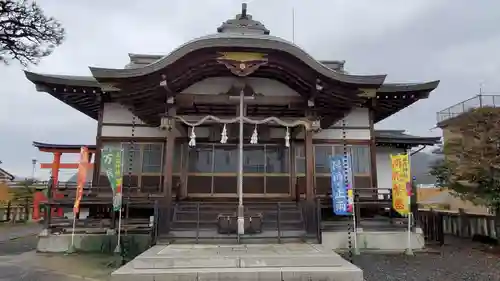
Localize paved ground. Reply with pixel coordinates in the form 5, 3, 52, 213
0, 225, 113, 281
0, 223, 42, 242
0, 226, 499, 281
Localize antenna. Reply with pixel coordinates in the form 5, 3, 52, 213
292, 7, 296, 44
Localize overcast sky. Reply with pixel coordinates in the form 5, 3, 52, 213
1, 0, 499, 179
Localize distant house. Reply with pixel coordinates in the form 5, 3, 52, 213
418, 188, 491, 214
0, 167, 15, 203
0, 167, 14, 182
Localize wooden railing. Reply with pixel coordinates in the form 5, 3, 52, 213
418, 208, 498, 245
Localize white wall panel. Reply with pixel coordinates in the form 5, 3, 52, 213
332, 108, 370, 127
101, 125, 167, 138
376, 146, 406, 197
102, 103, 145, 125
181, 77, 300, 97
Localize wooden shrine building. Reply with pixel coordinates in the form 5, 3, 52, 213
25, 5, 440, 240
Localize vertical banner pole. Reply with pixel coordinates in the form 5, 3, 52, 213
349, 155, 359, 255
69, 214, 76, 252
331, 154, 358, 254
115, 207, 122, 253
68, 147, 89, 254
114, 148, 124, 254
405, 150, 414, 255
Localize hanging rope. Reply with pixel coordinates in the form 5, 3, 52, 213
174, 115, 312, 130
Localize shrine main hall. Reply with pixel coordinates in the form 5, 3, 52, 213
25, 5, 439, 241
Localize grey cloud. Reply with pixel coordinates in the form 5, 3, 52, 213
1, 0, 499, 177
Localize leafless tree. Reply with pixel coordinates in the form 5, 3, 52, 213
0, 0, 65, 66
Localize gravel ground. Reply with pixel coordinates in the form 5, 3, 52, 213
349, 237, 500, 281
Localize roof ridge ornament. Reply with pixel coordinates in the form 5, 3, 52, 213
241, 3, 248, 19
217, 3, 270, 35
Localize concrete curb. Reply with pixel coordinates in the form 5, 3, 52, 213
49, 271, 108, 281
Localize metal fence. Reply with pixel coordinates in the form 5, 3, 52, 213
436, 94, 500, 124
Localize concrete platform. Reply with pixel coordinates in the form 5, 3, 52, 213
112, 243, 363, 281
322, 229, 425, 253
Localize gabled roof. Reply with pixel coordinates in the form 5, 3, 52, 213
0, 167, 15, 181
89, 33, 387, 86
125, 53, 347, 72
23, 5, 439, 125
375, 130, 440, 146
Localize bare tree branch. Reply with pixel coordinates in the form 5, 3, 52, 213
0, 0, 65, 66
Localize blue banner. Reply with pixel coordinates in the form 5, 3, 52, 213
331, 155, 351, 216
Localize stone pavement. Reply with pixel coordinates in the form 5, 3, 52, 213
0, 230, 499, 281
0, 235, 114, 281
0, 223, 42, 242
113, 243, 363, 281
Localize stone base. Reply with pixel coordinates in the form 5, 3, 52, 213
322, 229, 425, 253
112, 244, 363, 281
37, 233, 151, 254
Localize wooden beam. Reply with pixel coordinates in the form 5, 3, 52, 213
37, 148, 96, 153
176, 93, 305, 106
40, 163, 94, 169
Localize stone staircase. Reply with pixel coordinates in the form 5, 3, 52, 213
160, 200, 308, 243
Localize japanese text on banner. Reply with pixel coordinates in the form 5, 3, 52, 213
391, 154, 410, 215
330, 155, 352, 216
101, 146, 123, 211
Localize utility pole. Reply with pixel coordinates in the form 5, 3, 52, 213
31, 158, 37, 180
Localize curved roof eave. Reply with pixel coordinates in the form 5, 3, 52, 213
33, 141, 97, 150
379, 80, 440, 94
24, 71, 119, 92
89, 33, 387, 86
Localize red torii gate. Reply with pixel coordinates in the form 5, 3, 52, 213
32, 142, 96, 220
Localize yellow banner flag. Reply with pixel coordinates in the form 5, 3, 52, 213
391, 154, 410, 215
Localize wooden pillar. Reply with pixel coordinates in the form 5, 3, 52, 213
51, 152, 63, 217
368, 99, 378, 189
180, 142, 189, 199
44, 177, 54, 230
160, 108, 177, 235
304, 129, 315, 201
304, 128, 316, 233
51, 152, 61, 188
92, 97, 104, 186
290, 138, 297, 201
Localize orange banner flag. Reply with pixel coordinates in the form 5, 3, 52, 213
73, 147, 89, 214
